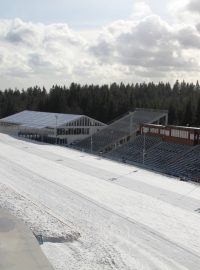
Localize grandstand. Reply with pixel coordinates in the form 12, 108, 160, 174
105, 135, 195, 177
166, 145, 200, 181
74, 108, 168, 153
106, 135, 162, 163
105, 122, 200, 182
144, 142, 191, 170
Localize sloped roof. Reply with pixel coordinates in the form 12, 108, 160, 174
0, 110, 83, 129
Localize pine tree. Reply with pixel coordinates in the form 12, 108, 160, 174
195, 97, 200, 126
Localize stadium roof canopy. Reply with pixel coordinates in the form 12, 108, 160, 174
0, 110, 84, 129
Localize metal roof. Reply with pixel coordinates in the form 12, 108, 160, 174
0, 110, 83, 129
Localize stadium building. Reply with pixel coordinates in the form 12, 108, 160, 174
1, 108, 200, 182
140, 124, 200, 145
74, 108, 168, 153
0, 110, 106, 145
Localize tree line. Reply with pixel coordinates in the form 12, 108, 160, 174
1, 80, 200, 126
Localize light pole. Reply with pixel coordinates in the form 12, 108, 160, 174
91, 134, 93, 154
142, 131, 146, 165
91, 121, 93, 154
55, 115, 58, 144
130, 113, 133, 138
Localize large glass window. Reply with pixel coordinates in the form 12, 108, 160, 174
180, 130, 188, 139
150, 128, 159, 134
171, 129, 179, 137
190, 133, 194, 140
160, 129, 165, 135
165, 130, 170, 136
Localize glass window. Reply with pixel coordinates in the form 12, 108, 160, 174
160, 129, 165, 135
190, 133, 194, 140
143, 127, 149, 133
165, 130, 170, 136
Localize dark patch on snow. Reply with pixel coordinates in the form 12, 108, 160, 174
108, 178, 117, 182
34, 233, 80, 245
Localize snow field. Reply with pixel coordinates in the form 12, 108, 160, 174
0, 134, 200, 269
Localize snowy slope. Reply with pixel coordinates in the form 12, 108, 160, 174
0, 133, 200, 270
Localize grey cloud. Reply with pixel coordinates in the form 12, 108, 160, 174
176, 27, 200, 49
133, 17, 171, 47
6, 31, 23, 43
4, 66, 31, 78
0, 54, 3, 64
196, 24, 200, 32
28, 53, 51, 68
4, 20, 40, 46
89, 15, 197, 74
89, 39, 112, 61
188, 0, 200, 13
4, 20, 83, 51
28, 53, 62, 75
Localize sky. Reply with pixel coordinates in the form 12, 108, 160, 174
0, 0, 200, 88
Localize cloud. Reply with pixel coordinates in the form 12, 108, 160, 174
187, 0, 200, 13
176, 25, 200, 48
89, 15, 199, 76
0, 18, 86, 87
2, 19, 42, 47
0, 13, 200, 88
168, 0, 200, 25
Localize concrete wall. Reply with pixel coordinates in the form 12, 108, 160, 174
0, 209, 54, 270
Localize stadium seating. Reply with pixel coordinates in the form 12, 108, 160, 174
106, 136, 197, 180
143, 142, 191, 171
166, 145, 200, 181
106, 135, 162, 163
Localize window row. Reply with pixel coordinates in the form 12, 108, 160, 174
57, 128, 89, 135
171, 129, 189, 139
66, 117, 102, 127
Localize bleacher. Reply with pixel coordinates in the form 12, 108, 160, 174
143, 142, 191, 171
70, 105, 200, 182
106, 136, 194, 178
106, 135, 162, 163
166, 145, 200, 181
74, 109, 167, 153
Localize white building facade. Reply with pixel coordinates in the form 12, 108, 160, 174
0, 110, 106, 145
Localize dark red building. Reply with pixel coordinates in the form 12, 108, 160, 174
140, 124, 200, 145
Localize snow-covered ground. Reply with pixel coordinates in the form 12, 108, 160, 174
0, 133, 200, 269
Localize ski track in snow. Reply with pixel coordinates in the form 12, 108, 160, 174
0, 134, 200, 269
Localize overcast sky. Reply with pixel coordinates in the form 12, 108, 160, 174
0, 0, 200, 88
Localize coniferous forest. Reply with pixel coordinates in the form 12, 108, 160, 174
1, 80, 200, 126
